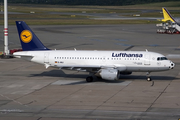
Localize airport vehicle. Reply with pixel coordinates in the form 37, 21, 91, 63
14, 21, 175, 82
157, 7, 180, 34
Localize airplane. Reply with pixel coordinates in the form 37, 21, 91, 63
161, 7, 180, 24
156, 7, 180, 33
13, 21, 175, 82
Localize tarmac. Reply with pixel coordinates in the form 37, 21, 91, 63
0, 24, 180, 120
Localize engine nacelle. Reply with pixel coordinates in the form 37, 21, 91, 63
99, 69, 119, 80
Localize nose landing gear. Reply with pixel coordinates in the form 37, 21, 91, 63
147, 77, 152, 81
146, 72, 154, 86
146, 72, 152, 81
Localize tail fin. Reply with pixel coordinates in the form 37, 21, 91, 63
16, 21, 49, 51
162, 7, 176, 23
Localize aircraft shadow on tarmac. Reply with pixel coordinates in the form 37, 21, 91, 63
29, 69, 176, 83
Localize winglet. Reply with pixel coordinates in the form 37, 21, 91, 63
16, 21, 49, 51
161, 7, 176, 23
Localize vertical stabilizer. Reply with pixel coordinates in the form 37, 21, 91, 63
162, 7, 176, 23
16, 21, 49, 51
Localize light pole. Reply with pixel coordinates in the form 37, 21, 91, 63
4, 0, 9, 56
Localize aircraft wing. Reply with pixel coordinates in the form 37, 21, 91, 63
58, 64, 126, 73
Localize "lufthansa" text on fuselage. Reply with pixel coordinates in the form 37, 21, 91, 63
112, 53, 143, 57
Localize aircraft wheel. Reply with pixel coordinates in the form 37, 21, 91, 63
86, 76, 93, 82
147, 77, 151, 81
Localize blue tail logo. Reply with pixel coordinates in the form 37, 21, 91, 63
16, 21, 49, 51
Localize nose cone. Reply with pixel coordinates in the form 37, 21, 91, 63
169, 61, 175, 69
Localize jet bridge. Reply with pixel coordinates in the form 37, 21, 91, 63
156, 21, 180, 34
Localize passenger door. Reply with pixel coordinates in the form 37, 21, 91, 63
44, 53, 49, 63
144, 54, 150, 65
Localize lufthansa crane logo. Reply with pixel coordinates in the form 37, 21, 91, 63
20, 30, 32, 43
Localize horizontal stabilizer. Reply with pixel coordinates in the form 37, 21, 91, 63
13, 51, 34, 61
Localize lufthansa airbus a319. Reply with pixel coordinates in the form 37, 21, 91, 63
13, 21, 175, 82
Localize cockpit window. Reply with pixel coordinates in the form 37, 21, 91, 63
162, 57, 168, 60
157, 57, 168, 61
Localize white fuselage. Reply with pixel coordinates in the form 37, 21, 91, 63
13, 50, 174, 72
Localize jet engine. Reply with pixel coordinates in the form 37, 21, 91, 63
99, 69, 120, 80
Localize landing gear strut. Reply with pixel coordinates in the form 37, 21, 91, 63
146, 72, 152, 81
86, 76, 93, 82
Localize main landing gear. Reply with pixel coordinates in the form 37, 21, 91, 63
86, 76, 93, 82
